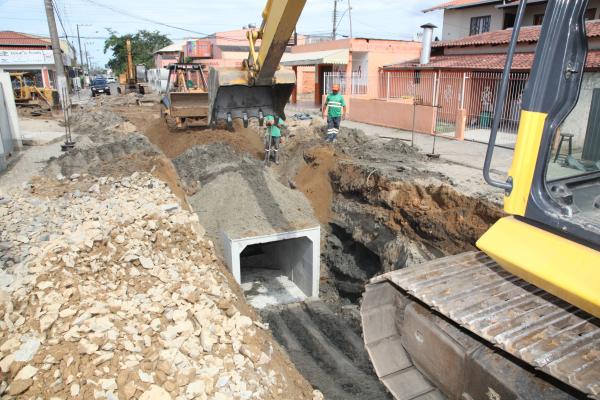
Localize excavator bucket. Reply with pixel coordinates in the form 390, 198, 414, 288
207, 67, 296, 128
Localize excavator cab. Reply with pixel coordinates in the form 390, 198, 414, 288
207, 0, 306, 130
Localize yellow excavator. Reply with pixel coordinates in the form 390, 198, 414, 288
208, 0, 305, 130
10, 72, 54, 109
117, 39, 151, 95
361, 1, 600, 399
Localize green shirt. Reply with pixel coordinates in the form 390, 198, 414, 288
326, 93, 346, 117
265, 115, 284, 137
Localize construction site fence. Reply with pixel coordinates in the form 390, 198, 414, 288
378, 70, 530, 148
323, 72, 368, 96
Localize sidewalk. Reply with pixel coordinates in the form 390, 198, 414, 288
286, 102, 513, 175
341, 120, 514, 175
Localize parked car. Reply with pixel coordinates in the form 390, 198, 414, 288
106, 76, 116, 84
91, 78, 111, 96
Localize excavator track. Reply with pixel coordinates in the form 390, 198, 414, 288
361, 251, 600, 400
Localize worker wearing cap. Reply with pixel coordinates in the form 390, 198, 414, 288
264, 114, 284, 164
323, 83, 347, 142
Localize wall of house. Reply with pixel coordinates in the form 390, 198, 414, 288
442, 5, 505, 40
348, 97, 436, 134
442, 2, 600, 42
295, 66, 315, 95
561, 72, 600, 149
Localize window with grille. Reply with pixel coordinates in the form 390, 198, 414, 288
470, 16, 491, 36
585, 8, 597, 20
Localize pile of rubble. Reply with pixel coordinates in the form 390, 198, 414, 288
0, 173, 317, 399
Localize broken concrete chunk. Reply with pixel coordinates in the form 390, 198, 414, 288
14, 365, 38, 381
139, 256, 155, 270
8, 379, 33, 396
13, 338, 40, 362
139, 384, 172, 400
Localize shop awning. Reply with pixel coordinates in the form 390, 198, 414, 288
281, 49, 349, 67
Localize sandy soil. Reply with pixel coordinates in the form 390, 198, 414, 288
294, 147, 337, 224
143, 117, 265, 161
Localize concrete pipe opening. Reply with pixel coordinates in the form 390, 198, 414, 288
223, 227, 320, 309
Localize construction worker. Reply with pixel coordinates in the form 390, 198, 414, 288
323, 83, 347, 142
264, 114, 284, 165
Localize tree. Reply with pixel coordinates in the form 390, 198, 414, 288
104, 29, 172, 74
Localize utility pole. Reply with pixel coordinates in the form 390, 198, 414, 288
76, 25, 84, 71
76, 24, 84, 88
332, 0, 338, 40
347, 0, 353, 39
84, 43, 91, 73
43, 0, 68, 105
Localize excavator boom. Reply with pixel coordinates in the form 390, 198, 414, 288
208, 0, 306, 128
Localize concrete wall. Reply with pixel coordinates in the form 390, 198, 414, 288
264, 237, 314, 299
348, 97, 436, 134
0, 71, 22, 171
223, 227, 321, 299
561, 72, 600, 149
442, 5, 505, 41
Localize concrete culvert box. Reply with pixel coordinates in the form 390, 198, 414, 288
223, 227, 320, 309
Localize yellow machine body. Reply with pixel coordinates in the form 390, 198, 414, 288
477, 109, 600, 318
9, 72, 54, 108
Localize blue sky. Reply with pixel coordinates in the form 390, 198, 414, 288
1, 0, 443, 68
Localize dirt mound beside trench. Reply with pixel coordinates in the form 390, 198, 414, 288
144, 118, 265, 160
44, 106, 188, 207
173, 143, 318, 247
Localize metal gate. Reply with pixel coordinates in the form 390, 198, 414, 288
434, 72, 464, 137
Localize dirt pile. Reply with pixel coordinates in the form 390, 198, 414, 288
173, 143, 318, 245
144, 118, 265, 160
0, 173, 318, 399
44, 106, 188, 206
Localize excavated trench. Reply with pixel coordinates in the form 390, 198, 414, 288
258, 129, 504, 400
105, 106, 504, 400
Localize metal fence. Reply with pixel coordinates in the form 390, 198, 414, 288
463, 72, 529, 147
323, 72, 368, 96
378, 70, 530, 148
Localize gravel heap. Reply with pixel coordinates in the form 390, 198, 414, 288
0, 173, 319, 399
174, 144, 318, 243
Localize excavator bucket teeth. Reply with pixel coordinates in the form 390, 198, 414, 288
208, 67, 295, 126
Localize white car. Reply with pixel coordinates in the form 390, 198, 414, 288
106, 76, 116, 84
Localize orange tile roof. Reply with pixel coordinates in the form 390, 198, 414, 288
383, 50, 600, 71
0, 31, 51, 47
433, 20, 600, 48
423, 0, 498, 12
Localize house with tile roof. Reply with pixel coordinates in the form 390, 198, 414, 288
370, 17, 600, 150
0, 31, 77, 90
424, 0, 600, 41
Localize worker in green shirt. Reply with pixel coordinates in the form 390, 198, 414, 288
322, 83, 347, 142
264, 114, 284, 165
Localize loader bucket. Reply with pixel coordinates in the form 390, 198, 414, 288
169, 92, 209, 118
208, 67, 295, 127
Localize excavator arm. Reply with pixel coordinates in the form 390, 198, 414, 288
208, 0, 307, 129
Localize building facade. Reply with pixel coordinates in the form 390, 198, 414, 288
425, 0, 600, 41
0, 31, 77, 89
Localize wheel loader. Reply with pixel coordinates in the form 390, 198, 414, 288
360, 1, 600, 399
9, 72, 54, 110
161, 63, 209, 131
